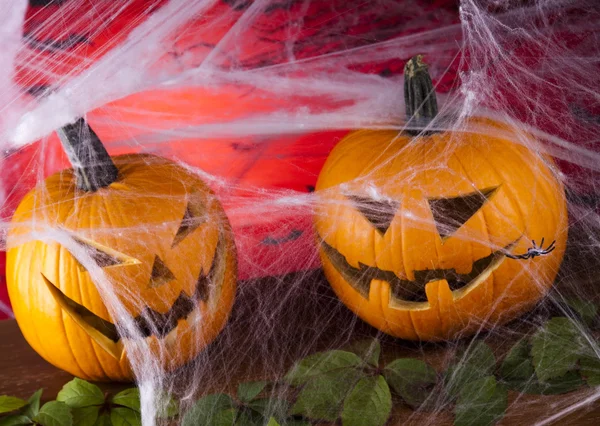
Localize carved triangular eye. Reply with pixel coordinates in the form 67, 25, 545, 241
149, 255, 176, 288
347, 195, 400, 236
72, 236, 139, 270
428, 187, 498, 240
172, 192, 207, 248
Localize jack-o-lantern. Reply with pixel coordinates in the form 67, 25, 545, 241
314, 56, 568, 341
6, 119, 237, 381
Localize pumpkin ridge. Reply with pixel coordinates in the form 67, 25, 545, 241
87, 194, 106, 324
502, 141, 563, 235
83, 207, 105, 380
61, 312, 90, 380
420, 149, 445, 337
449, 150, 493, 307
55, 251, 89, 379
451, 150, 501, 310
467, 138, 527, 236
399, 179, 412, 283
24, 243, 49, 368
70, 203, 113, 380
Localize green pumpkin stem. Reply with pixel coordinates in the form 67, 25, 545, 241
404, 55, 439, 128
56, 117, 119, 191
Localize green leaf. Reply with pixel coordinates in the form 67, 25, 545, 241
246, 398, 289, 420
72, 406, 100, 426
500, 339, 534, 382
279, 421, 311, 426
566, 298, 598, 326
501, 332, 587, 394
384, 358, 437, 408
0, 415, 33, 426
232, 409, 258, 426
581, 356, 600, 386
531, 317, 585, 382
57, 378, 105, 409
0, 397, 27, 415
22, 389, 43, 420
33, 401, 73, 426
284, 350, 362, 386
93, 414, 112, 426
290, 368, 364, 421
341, 375, 392, 426
505, 371, 584, 395
237, 381, 267, 403
163, 401, 179, 419
266, 418, 281, 426
462, 342, 496, 374
111, 389, 140, 413
214, 408, 238, 426
154, 392, 178, 419
181, 394, 234, 426
110, 408, 140, 426
343, 338, 381, 367
454, 376, 507, 426
445, 342, 496, 399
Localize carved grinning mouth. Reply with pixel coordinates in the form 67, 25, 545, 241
41, 233, 226, 359
320, 238, 519, 308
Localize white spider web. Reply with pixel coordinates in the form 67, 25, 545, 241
0, 0, 599, 425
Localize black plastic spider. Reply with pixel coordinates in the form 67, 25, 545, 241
505, 238, 556, 260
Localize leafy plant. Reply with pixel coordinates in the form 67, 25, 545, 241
499, 315, 598, 394
0, 379, 146, 426
284, 338, 426, 426
2, 300, 599, 426
181, 381, 306, 426
383, 358, 437, 408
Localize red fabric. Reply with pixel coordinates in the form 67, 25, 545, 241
2, 1, 598, 318
1, 0, 460, 317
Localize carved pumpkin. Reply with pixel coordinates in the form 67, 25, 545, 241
314, 56, 568, 341
6, 119, 236, 381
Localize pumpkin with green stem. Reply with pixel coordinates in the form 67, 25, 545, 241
314, 55, 568, 341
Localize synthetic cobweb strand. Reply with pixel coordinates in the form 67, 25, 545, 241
0, 1, 599, 426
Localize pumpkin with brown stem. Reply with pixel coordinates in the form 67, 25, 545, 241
314, 56, 568, 341
6, 119, 237, 381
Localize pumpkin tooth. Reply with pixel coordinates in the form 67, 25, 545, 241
450, 252, 506, 300
451, 238, 521, 299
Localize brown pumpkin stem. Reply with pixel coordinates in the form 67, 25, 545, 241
404, 55, 439, 129
56, 117, 119, 191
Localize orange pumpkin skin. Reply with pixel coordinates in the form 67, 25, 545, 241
7, 154, 236, 381
314, 118, 568, 341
